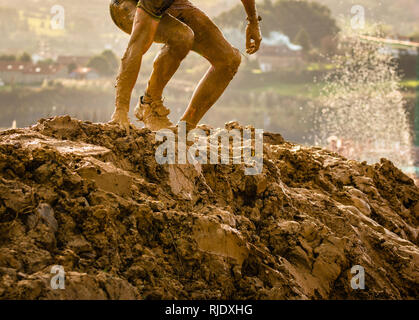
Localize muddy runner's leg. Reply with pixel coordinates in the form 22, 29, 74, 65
178, 7, 242, 127
110, 1, 240, 129
145, 14, 195, 101
112, 7, 159, 131
110, 1, 195, 104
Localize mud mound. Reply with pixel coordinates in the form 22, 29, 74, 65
0, 116, 418, 300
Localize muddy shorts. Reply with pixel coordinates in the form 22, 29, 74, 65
137, 0, 176, 19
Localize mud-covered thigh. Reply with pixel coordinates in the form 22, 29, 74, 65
153, 13, 194, 45
110, 0, 192, 43
174, 7, 239, 64
109, 0, 236, 63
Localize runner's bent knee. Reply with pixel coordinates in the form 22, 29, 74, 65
213, 46, 241, 77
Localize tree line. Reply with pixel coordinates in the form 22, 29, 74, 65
215, 0, 339, 54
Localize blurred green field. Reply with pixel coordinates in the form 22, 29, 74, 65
401, 79, 419, 89
250, 82, 325, 98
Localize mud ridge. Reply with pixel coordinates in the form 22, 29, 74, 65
0, 116, 418, 299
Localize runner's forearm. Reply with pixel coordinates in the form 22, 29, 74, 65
115, 42, 143, 111
240, 0, 258, 22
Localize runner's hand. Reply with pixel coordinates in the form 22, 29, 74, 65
110, 108, 132, 135
245, 20, 262, 54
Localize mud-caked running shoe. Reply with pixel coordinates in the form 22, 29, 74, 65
134, 96, 174, 131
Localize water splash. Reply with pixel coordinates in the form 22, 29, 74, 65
314, 29, 414, 170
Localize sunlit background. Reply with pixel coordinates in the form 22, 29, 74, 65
0, 0, 418, 178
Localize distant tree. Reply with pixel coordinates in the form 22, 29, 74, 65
320, 35, 338, 55
87, 50, 119, 76
215, 0, 339, 49
18, 52, 32, 63
37, 58, 54, 66
67, 62, 77, 74
0, 54, 16, 61
276, 1, 339, 46
88, 55, 111, 76
294, 28, 312, 52
410, 32, 419, 43
101, 50, 119, 73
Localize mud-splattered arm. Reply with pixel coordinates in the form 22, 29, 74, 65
240, 0, 262, 54
240, 0, 258, 21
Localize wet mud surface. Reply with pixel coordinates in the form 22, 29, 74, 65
0, 116, 418, 299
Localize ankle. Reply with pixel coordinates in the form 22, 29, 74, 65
112, 109, 128, 121
143, 92, 162, 103
114, 103, 129, 114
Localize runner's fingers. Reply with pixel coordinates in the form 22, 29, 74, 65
246, 38, 257, 54
246, 33, 252, 50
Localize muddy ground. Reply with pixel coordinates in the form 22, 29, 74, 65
0, 116, 418, 299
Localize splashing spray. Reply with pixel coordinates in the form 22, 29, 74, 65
315, 30, 414, 171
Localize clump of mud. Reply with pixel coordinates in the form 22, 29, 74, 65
0, 116, 418, 300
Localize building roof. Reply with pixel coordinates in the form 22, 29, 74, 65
0, 61, 65, 75
0, 61, 33, 72
23, 65, 65, 75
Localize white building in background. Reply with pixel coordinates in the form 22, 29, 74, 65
257, 44, 304, 72
256, 32, 303, 73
